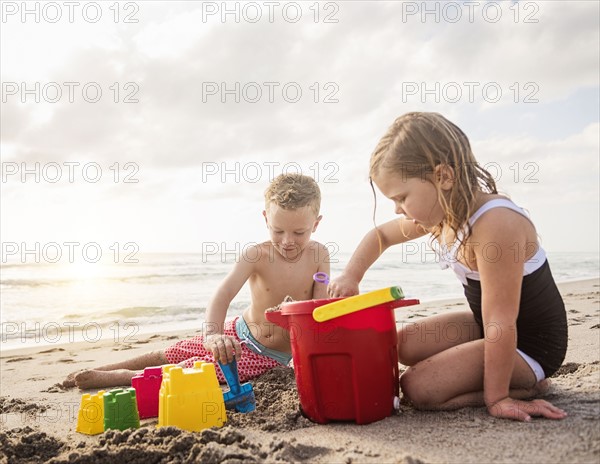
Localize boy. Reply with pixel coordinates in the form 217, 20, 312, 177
65, 173, 329, 389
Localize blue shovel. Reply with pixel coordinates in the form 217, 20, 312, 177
218, 359, 256, 413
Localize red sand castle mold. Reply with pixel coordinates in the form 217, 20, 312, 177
132, 366, 163, 419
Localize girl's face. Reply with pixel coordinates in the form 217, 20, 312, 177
263, 205, 321, 260
373, 169, 448, 229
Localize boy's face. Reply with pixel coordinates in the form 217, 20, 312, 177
263, 205, 322, 260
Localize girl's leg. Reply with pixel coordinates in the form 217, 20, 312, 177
400, 338, 543, 410
397, 311, 482, 366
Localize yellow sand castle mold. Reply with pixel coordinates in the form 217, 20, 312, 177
76, 390, 106, 435
157, 361, 227, 432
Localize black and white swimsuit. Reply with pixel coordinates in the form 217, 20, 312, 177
438, 199, 568, 379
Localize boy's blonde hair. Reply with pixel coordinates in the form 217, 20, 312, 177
265, 173, 321, 216
370, 112, 497, 255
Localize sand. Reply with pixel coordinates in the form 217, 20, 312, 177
1, 278, 598, 464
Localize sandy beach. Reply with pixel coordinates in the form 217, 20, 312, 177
1, 278, 598, 464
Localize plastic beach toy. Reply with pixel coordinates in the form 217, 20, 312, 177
312, 286, 404, 322
103, 388, 140, 431
131, 366, 163, 419
158, 361, 226, 432
313, 272, 330, 285
76, 390, 106, 435
218, 359, 256, 413
265, 296, 419, 424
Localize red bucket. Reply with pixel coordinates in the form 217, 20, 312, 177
266, 297, 419, 424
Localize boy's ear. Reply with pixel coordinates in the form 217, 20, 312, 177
262, 210, 268, 225
312, 215, 323, 232
435, 164, 455, 190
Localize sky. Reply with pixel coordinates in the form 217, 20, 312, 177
1, 0, 599, 265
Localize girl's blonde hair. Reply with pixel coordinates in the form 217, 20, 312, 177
369, 112, 497, 255
264, 173, 321, 216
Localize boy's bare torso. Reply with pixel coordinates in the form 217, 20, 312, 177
242, 241, 326, 353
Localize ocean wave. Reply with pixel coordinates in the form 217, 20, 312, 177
0, 272, 227, 288
115, 272, 227, 283
1, 305, 206, 340
62, 305, 203, 320
0, 279, 72, 287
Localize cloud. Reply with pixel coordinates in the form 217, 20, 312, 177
1, 1, 598, 252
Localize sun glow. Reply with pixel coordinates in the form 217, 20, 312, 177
64, 260, 106, 281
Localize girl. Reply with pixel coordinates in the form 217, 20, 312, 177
328, 112, 568, 422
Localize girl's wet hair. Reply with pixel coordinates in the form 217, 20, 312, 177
369, 112, 497, 256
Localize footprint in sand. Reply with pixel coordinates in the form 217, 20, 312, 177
38, 348, 65, 354
5, 357, 33, 363
112, 345, 133, 351
590, 324, 600, 329
57, 358, 75, 363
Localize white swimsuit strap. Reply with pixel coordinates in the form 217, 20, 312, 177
468, 198, 530, 227
460, 198, 545, 279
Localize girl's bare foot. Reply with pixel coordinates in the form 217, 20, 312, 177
74, 369, 137, 390
533, 379, 552, 396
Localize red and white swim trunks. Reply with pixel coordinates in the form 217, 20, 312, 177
164, 317, 289, 383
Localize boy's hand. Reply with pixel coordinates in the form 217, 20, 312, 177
203, 334, 242, 364
328, 274, 360, 298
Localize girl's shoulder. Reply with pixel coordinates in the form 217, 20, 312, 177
469, 194, 537, 239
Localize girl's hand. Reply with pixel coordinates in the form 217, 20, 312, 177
203, 334, 242, 364
487, 397, 567, 422
328, 274, 360, 298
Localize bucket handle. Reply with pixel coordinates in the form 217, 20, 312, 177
312, 286, 406, 322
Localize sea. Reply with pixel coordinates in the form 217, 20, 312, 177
1, 251, 598, 350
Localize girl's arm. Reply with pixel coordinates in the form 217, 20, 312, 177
475, 210, 566, 421
329, 218, 426, 297
202, 251, 256, 363
475, 210, 524, 408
